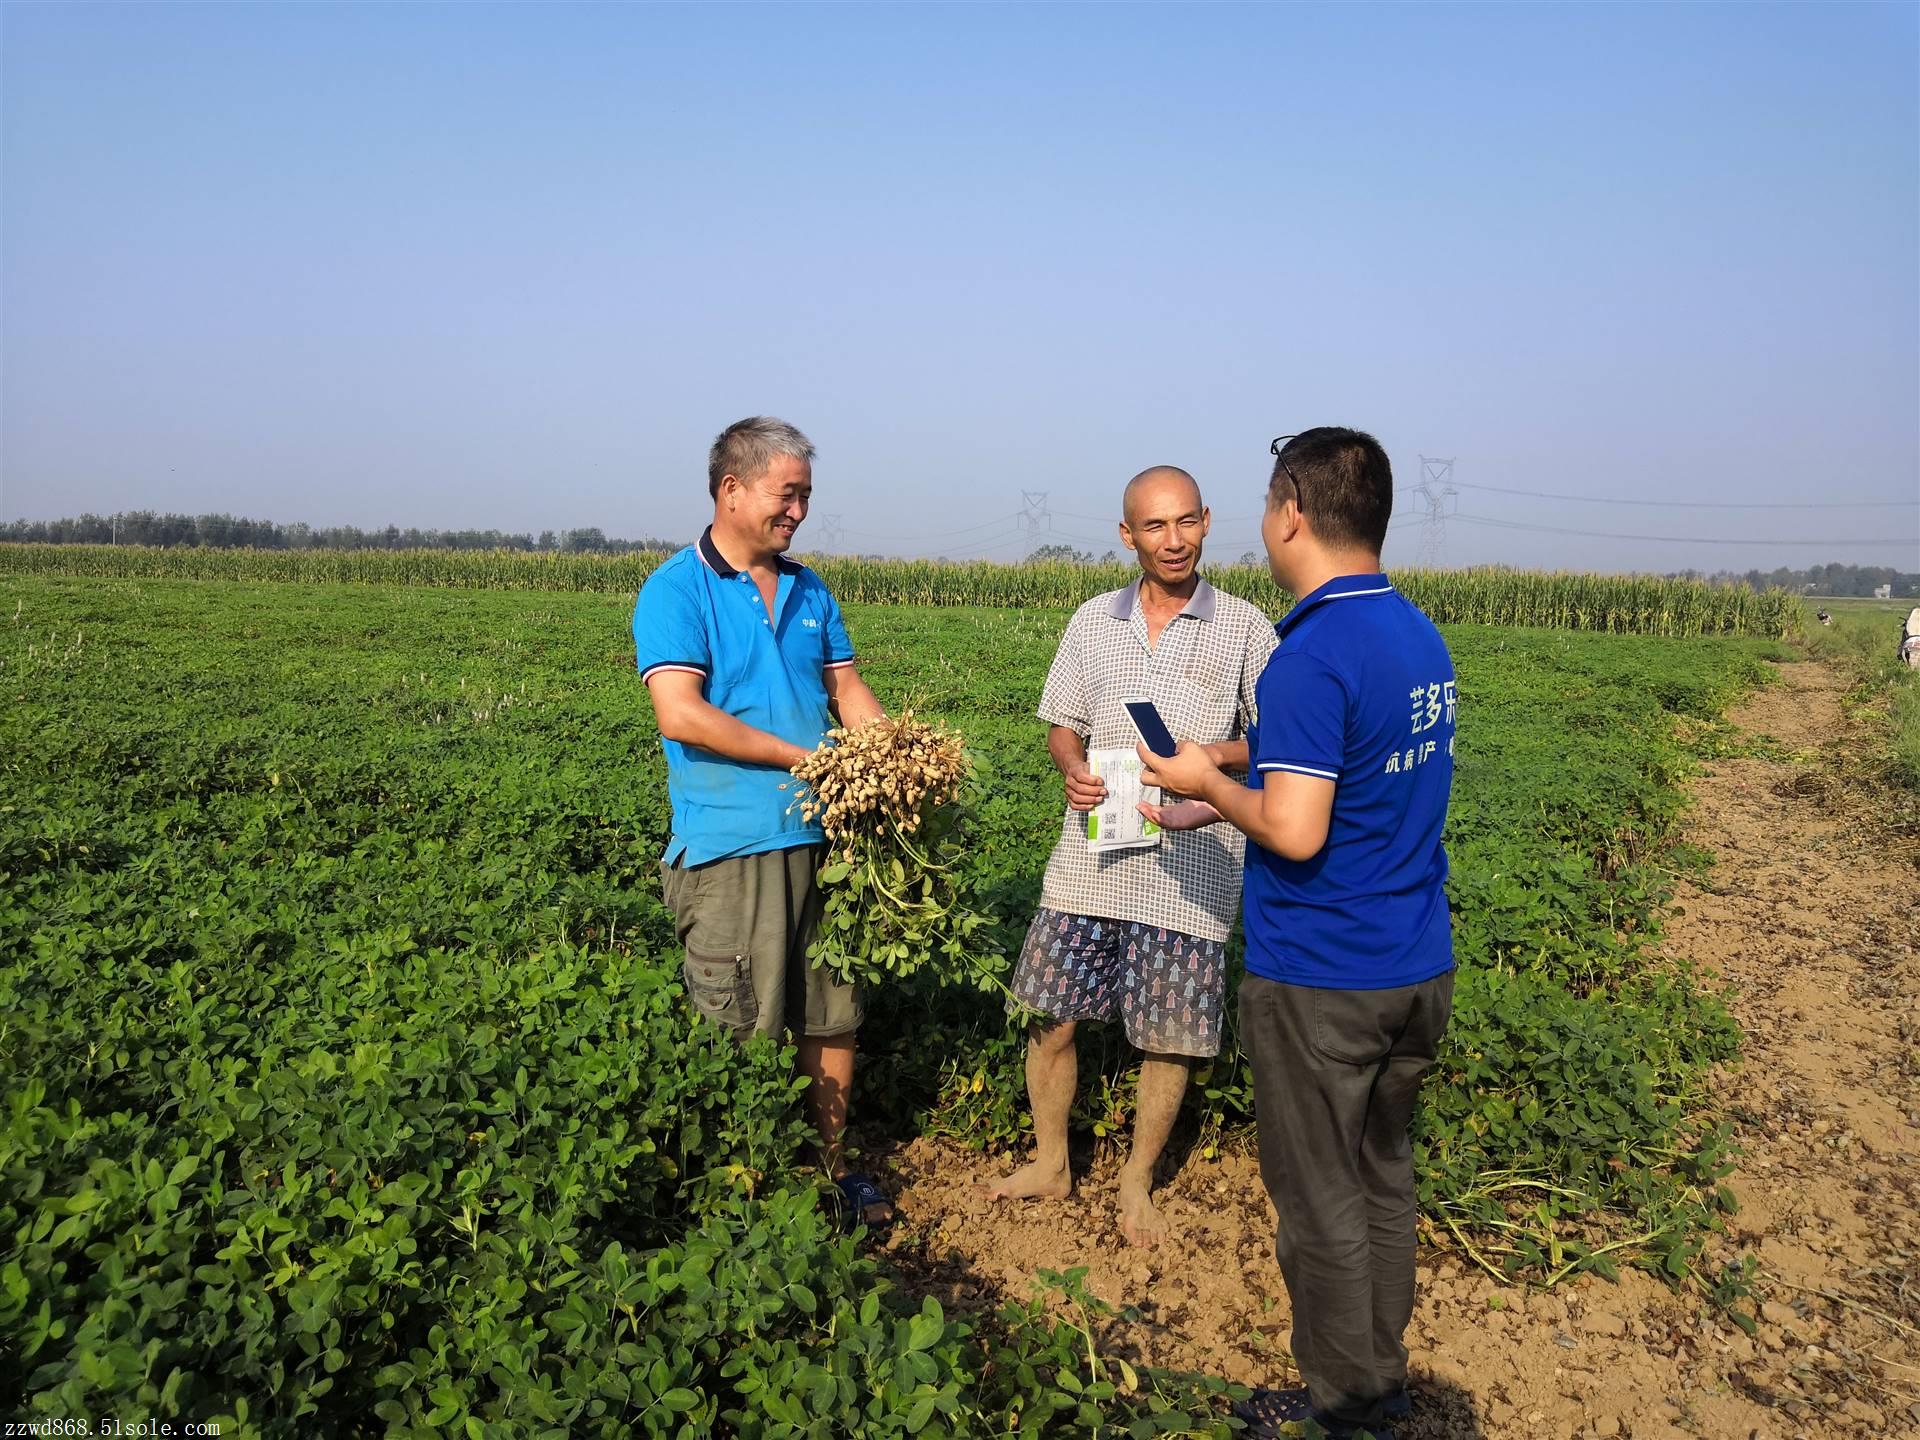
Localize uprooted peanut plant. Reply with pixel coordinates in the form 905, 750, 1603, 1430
788, 711, 1004, 992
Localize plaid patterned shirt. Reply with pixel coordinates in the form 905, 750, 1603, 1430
1036, 577, 1280, 942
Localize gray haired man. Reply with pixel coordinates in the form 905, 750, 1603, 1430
632, 417, 894, 1229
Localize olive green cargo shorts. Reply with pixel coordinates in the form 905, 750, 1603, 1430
659, 844, 864, 1041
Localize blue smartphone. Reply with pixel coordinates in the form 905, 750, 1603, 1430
1123, 698, 1179, 758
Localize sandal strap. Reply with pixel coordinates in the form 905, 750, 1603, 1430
836, 1172, 889, 1210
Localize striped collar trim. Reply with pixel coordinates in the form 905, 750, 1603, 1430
698, 525, 804, 579
1278, 573, 1395, 636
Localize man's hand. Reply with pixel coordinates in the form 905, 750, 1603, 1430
1063, 762, 1108, 812
1137, 797, 1221, 831
1140, 759, 1336, 863
1202, 739, 1251, 774
1137, 739, 1223, 799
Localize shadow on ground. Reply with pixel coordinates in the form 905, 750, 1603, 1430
1399, 1376, 1489, 1439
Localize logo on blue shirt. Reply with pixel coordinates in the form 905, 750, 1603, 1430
633, 530, 857, 867
1242, 574, 1457, 991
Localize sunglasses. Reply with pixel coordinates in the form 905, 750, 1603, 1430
1269, 435, 1304, 512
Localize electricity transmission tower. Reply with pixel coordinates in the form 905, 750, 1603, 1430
1413, 457, 1457, 569
1019, 491, 1052, 556
815, 514, 844, 552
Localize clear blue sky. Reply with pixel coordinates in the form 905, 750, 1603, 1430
3, 1, 1915, 572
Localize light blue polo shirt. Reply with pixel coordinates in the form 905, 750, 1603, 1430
1242, 574, 1456, 990
633, 528, 856, 867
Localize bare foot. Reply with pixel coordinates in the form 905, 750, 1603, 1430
1118, 1166, 1167, 1247
981, 1158, 1072, 1201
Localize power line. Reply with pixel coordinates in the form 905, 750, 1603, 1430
1448, 480, 1916, 510
1036, 527, 1121, 550
1201, 514, 1422, 552
1203, 521, 1422, 554
1067, 494, 1427, 530
944, 532, 1038, 560
839, 512, 1022, 543
1071, 480, 1916, 527
979, 532, 1038, 554
925, 527, 1028, 559
1450, 512, 1907, 548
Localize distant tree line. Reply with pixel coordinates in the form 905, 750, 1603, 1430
1667, 563, 1919, 597
0, 512, 680, 554
1025, 542, 1119, 565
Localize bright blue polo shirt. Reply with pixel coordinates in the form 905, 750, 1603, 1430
632, 528, 856, 867
1242, 574, 1456, 990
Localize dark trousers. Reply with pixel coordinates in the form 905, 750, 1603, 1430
1240, 971, 1455, 1434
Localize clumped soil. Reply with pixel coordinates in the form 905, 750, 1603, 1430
876, 660, 1920, 1439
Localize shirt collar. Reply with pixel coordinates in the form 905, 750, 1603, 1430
1106, 576, 1218, 622
1277, 572, 1394, 637
698, 525, 804, 579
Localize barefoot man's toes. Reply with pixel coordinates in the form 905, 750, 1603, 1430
981, 1158, 1072, 1202
1118, 1170, 1167, 1248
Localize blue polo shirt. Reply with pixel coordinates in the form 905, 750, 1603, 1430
1242, 574, 1456, 990
633, 528, 856, 867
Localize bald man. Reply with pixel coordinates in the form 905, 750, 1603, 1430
984, 467, 1278, 1245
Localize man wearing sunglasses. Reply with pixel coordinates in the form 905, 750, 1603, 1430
1140, 429, 1457, 1440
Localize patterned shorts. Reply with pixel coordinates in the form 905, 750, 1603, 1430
1007, 906, 1228, 1058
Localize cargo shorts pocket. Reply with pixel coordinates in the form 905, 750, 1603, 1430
684, 950, 757, 1033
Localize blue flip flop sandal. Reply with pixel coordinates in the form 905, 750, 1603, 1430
832, 1172, 894, 1234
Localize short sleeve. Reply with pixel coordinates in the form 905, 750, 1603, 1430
1252, 649, 1349, 782
1237, 616, 1282, 737
821, 584, 856, 668
632, 569, 711, 683
1037, 609, 1091, 732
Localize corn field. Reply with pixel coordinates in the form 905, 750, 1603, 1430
0, 543, 1802, 638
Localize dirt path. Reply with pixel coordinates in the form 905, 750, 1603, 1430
880, 660, 1920, 1438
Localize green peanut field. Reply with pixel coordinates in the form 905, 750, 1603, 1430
1, 563, 1788, 1436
